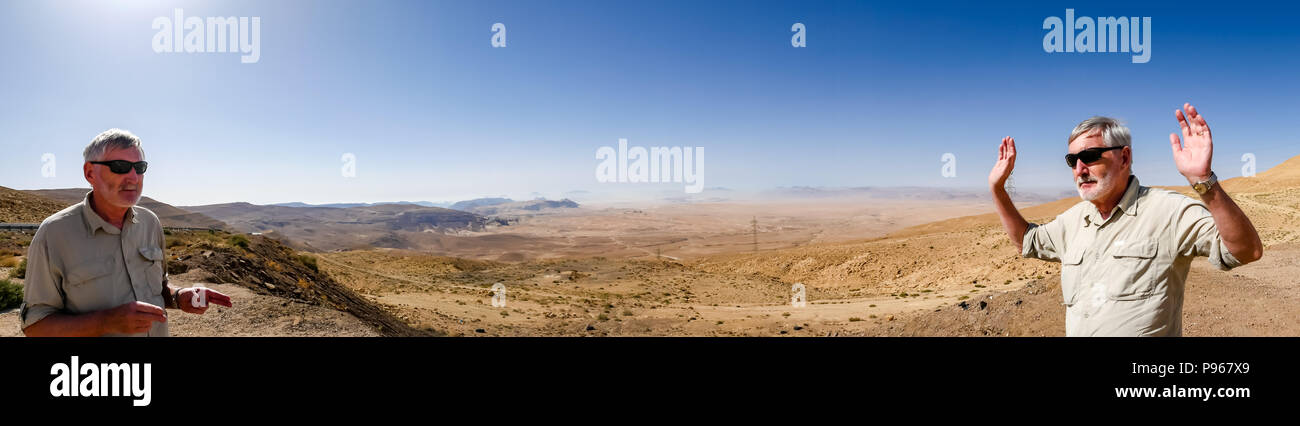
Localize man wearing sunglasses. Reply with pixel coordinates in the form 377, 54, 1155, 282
20, 129, 232, 337
987, 103, 1263, 336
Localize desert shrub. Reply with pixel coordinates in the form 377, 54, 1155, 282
10, 258, 26, 279
0, 278, 22, 311
228, 234, 250, 249
298, 254, 319, 272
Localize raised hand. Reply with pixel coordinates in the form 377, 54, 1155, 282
1170, 103, 1213, 183
989, 136, 1017, 190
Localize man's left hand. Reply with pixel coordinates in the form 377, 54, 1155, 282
1170, 102, 1214, 184
178, 287, 233, 314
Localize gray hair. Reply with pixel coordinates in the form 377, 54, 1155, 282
83, 129, 145, 162
1068, 116, 1131, 148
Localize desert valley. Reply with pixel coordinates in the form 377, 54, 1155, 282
3, 156, 1299, 337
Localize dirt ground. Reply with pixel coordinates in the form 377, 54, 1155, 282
0, 281, 379, 338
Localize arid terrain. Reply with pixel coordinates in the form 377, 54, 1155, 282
2, 155, 1298, 337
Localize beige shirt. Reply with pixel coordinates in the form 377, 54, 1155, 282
20, 191, 169, 337
1021, 175, 1241, 337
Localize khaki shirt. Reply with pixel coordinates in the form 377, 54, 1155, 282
20, 191, 169, 337
1022, 175, 1241, 337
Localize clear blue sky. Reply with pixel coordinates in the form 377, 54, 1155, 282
1, 0, 1297, 205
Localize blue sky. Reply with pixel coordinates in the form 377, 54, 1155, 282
1, 0, 1297, 205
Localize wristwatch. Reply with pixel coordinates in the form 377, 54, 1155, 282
1192, 172, 1218, 195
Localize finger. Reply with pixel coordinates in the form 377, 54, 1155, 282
133, 301, 167, 317
130, 307, 168, 323
998, 138, 1006, 159
208, 292, 233, 307
1176, 109, 1191, 136
1187, 104, 1207, 133
1184, 103, 1205, 133
1169, 132, 1182, 153
1008, 137, 1016, 157
136, 311, 168, 323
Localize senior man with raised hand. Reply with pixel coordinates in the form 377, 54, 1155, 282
987, 103, 1263, 336
21, 128, 232, 337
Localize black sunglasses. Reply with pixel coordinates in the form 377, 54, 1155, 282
1065, 146, 1123, 168
90, 160, 148, 175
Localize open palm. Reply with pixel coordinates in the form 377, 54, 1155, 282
1169, 103, 1213, 182
989, 136, 1016, 189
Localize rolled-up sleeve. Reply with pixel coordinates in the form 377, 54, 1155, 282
20, 230, 64, 330
1175, 201, 1242, 271
1022, 219, 1065, 262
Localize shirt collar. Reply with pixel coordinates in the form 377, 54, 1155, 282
80, 190, 138, 235
1085, 174, 1141, 226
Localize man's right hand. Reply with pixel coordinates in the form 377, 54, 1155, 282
102, 301, 167, 335
988, 136, 1017, 190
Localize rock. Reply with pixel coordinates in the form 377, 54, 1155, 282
978, 301, 987, 310
793, 326, 803, 331
475, 328, 486, 333
886, 315, 895, 321
958, 301, 970, 310
585, 325, 596, 331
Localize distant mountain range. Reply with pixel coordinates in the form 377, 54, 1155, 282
451, 198, 579, 215
23, 188, 230, 230
272, 201, 452, 209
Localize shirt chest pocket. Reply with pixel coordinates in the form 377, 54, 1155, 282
1106, 238, 1159, 300
1060, 250, 1085, 307
138, 247, 166, 294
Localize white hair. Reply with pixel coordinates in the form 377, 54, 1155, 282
1068, 116, 1131, 148
83, 128, 145, 162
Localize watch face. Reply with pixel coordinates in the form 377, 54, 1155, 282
1194, 183, 1207, 193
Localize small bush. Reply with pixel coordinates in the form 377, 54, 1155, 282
849, 317, 863, 322
11, 258, 26, 279
0, 278, 22, 311
228, 234, 250, 249
294, 254, 318, 272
